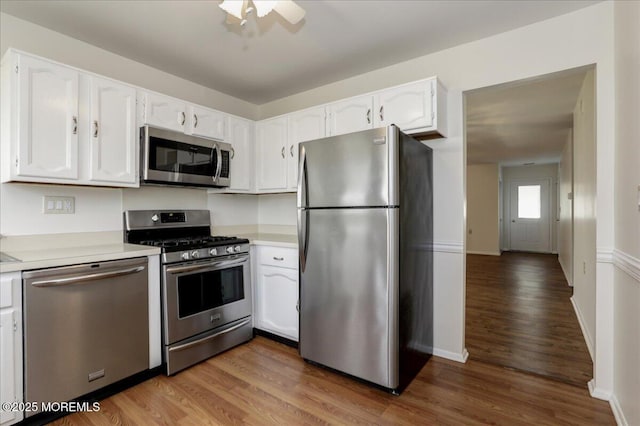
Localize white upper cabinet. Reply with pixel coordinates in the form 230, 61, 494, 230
15, 55, 79, 180
374, 80, 433, 130
1, 51, 138, 187
327, 94, 373, 136
187, 105, 226, 141
287, 106, 326, 191
227, 116, 254, 192
87, 76, 137, 185
140, 92, 187, 133
256, 117, 288, 192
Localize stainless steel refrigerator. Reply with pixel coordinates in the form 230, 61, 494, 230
297, 125, 433, 393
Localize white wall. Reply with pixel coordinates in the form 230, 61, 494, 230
558, 132, 573, 285
208, 194, 259, 228
572, 70, 597, 360
0, 183, 122, 235
260, 2, 616, 380
612, 1, 640, 425
258, 194, 297, 226
466, 164, 500, 255
501, 163, 559, 253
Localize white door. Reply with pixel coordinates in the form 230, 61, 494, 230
509, 179, 551, 252
287, 107, 326, 191
257, 265, 299, 340
142, 92, 186, 132
256, 117, 288, 191
327, 95, 373, 136
227, 116, 254, 192
0, 310, 18, 425
188, 105, 226, 141
374, 79, 433, 131
88, 76, 137, 185
17, 55, 79, 180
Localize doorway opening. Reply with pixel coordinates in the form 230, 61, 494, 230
464, 65, 596, 388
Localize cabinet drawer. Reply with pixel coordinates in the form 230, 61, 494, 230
258, 247, 298, 269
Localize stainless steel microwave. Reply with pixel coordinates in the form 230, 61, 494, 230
140, 126, 231, 188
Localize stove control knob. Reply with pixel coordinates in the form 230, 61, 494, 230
226, 246, 234, 254
191, 250, 200, 259
209, 248, 218, 256
181, 252, 190, 260
234, 245, 242, 253
151, 214, 159, 222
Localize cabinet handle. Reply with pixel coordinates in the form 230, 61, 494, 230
379, 105, 384, 122
230, 147, 235, 159
92, 120, 99, 138
281, 147, 285, 159
366, 108, 371, 124
193, 114, 198, 128
290, 145, 294, 157
72, 116, 78, 135
273, 256, 284, 261
180, 111, 186, 126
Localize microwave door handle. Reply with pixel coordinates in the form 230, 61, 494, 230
213, 143, 222, 182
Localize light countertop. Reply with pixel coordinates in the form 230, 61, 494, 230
0, 243, 160, 273
0, 230, 296, 274
234, 233, 298, 249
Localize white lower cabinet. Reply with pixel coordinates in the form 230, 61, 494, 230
253, 246, 299, 341
0, 272, 23, 426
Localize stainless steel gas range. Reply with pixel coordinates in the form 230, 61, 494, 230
124, 210, 252, 375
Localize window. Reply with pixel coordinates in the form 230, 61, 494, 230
518, 185, 541, 219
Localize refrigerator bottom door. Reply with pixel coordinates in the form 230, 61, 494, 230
299, 207, 398, 388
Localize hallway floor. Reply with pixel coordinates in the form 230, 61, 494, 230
466, 252, 593, 387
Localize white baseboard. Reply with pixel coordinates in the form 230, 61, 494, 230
610, 394, 629, 426
558, 257, 573, 286
466, 250, 501, 256
588, 379, 612, 400
570, 296, 594, 361
433, 347, 469, 363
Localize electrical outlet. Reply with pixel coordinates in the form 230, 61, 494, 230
583, 261, 586, 274
43, 196, 75, 214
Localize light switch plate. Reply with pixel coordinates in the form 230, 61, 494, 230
43, 196, 75, 214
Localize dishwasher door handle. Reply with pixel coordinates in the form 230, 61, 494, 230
30, 265, 146, 287
168, 318, 252, 353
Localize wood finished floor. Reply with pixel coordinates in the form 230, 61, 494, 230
466, 252, 593, 387
53, 336, 614, 425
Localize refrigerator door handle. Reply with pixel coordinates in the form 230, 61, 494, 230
297, 145, 308, 272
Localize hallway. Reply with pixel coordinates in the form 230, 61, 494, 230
465, 252, 593, 387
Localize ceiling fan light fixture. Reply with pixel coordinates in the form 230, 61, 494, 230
219, 0, 244, 20
253, 0, 277, 17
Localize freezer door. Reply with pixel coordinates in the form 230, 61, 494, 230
297, 126, 399, 208
299, 207, 399, 388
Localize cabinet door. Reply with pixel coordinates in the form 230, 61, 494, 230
17, 55, 79, 180
255, 117, 288, 191
142, 92, 186, 132
227, 116, 254, 192
0, 310, 21, 426
189, 105, 226, 141
88, 76, 137, 185
374, 79, 433, 131
257, 265, 298, 341
287, 107, 326, 191
327, 95, 373, 137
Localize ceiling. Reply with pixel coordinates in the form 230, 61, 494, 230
465, 68, 589, 165
0, 0, 599, 104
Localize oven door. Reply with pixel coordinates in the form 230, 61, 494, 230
162, 254, 251, 345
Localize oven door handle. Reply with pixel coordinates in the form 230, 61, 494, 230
165, 256, 248, 275
168, 318, 251, 353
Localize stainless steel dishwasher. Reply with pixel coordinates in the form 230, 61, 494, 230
22, 257, 149, 416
